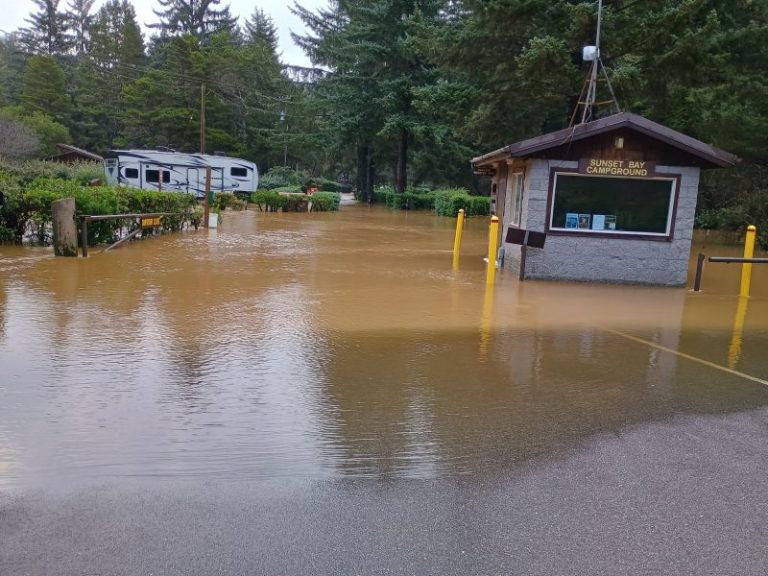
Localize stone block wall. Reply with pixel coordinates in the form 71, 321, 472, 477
502, 159, 701, 286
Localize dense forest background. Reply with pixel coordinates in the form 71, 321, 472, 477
1, 0, 767, 235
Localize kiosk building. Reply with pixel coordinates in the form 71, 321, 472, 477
471, 112, 738, 286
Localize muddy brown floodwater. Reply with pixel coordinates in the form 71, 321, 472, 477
0, 205, 767, 488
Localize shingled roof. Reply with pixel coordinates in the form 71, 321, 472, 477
471, 112, 738, 169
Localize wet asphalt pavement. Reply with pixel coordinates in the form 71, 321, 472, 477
3, 409, 767, 576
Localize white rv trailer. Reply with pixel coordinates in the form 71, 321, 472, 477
104, 148, 258, 198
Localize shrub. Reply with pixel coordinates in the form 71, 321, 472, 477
259, 166, 311, 190
269, 185, 303, 195
250, 190, 287, 212
0, 169, 195, 245
433, 188, 490, 217
317, 179, 343, 193
284, 194, 309, 212
213, 192, 246, 211
310, 192, 340, 212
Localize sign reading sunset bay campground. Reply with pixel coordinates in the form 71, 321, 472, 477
578, 158, 657, 177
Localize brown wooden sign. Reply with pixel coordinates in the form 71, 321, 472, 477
579, 158, 657, 177
506, 228, 546, 248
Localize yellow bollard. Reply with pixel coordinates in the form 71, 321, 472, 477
453, 209, 465, 255
739, 225, 757, 298
452, 209, 465, 271
486, 215, 499, 285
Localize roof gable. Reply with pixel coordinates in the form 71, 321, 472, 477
472, 112, 738, 169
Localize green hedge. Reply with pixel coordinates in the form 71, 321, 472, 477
0, 174, 195, 245
375, 186, 436, 210
433, 189, 491, 217
310, 192, 340, 212
213, 192, 246, 211
0, 159, 104, 186
373, 186, 490, 217
250, 190, 287, 211
249, 189, 309, 212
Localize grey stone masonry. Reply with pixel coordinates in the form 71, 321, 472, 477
502, 159, 701, 286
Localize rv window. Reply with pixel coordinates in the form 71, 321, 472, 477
125, 168, 139, 179
231, 167, 248, 177
146, 170, 171, 183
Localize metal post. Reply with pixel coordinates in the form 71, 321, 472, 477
519, 231, 531, 282
453, 209, 465, 255
80, 217, 89, 257
203, 166, 212, 229
693, 252, 705, 292
486, 216, 499, 285
740, 225, 757, 298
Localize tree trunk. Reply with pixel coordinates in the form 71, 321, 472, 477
395, 129, 408, 193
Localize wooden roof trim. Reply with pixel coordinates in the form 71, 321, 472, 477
53, 143, 104, 162
471, 112, 739, 170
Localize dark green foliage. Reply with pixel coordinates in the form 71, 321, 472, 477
0, 165, 194, 244
21, 55, 72, 126
309, 192, 340, 212
213, 192, 246, 211
373, 185, 489, 216
433, 189, 490, 217
250, 190, 287, 212
376, 186, 436, 210
317, 179, 343, 193
699, 165, 768, 248
19, 0, 71, 55
258, 166, 303, 190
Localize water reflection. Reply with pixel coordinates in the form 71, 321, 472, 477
0, 208, 766, 487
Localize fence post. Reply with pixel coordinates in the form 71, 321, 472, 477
80, 216, 89, 258
51, 198, 77, 257
740, 225, 757, 297
693, 252, 706, 292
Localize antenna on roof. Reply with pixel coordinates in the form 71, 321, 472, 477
570, 0, 621, 126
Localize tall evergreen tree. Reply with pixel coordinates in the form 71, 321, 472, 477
21, 54, 72, 124
73, 0, 145, 149
149, 0, 238, 41
244, 8, 279, 55
294, 0, 448, 193
19, 0, 71, 55
66, 0, 96, 54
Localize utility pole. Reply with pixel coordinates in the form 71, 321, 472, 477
200, 82, 206, 154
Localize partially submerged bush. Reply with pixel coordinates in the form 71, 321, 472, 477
250, 190, 287, 211
434, 188, 490, 217
213, 192, 246, 211
0, 169, 195, 245
310, 192, 340, 212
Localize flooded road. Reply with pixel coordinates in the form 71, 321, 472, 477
2, 205, 768, 575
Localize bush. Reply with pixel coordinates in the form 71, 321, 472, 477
375, 186, 436, 210
434, 188, 490, 217
270, 185, 303, 195
259, 166, 309, 190
0, 168, 195, 245
250, 190, 287, 212
317, 179, 343, 193
310, 192, 340, 212
213, 192, 246, 211
0, 159, 103, 185
284, 194, 309, 212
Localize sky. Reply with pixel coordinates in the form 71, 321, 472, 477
0, 0, 328, 67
